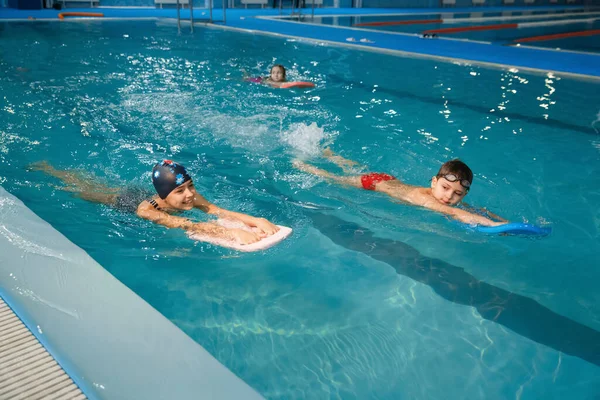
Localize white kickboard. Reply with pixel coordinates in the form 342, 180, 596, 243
187, 219, 292, 252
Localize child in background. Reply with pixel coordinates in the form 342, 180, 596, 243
244, 64, 287, 88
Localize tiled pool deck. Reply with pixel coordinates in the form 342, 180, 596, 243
0, 297, 87, 400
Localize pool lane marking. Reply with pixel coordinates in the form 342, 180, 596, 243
423, 23, 518, 34
355, 19, 442, 27
514, 28, 600, 43
423, 17, 600, 34
353, 11, 600, 28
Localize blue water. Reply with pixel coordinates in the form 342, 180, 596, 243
1, 20, 600, 399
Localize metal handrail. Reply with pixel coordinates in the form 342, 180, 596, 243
176, 0, 181, 33
177, 0, 216, 32
190, 0, 194, 32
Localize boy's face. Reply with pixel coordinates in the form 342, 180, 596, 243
431, 176, 468, 206
165, 180, 196, 210
270, 67, 285, 82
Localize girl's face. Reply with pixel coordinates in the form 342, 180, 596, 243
270, 66, 285, 82
165, 180, 196, 210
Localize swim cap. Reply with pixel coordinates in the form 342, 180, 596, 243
152, 160, 192, 199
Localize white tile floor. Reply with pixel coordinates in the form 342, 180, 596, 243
0, 297, 86, 400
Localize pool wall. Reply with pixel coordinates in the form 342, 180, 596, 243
2, 0, 599, 9
0, 185, 263, 400
361, 0, 600, 7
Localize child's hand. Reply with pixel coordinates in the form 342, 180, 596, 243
229, 229, 261, 245
250, 217, 279, 237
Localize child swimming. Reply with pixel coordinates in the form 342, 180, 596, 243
294, 149, 507, 227
245, 64, 287, 88
31, 160, 279, 245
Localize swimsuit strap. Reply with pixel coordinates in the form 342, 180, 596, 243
148, 198, 163, 211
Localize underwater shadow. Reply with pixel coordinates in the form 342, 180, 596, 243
310, 212, 600, 367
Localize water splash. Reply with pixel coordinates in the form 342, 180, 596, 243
279, 122, 332, 159
593, 109, 600, 133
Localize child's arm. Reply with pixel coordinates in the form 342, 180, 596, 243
427, 202, 504, 226
461, 202, 508, 223
386, 187, 504, 226
193, 193, 279, 237
265, 80, 283, 88
137, 204, 260, 244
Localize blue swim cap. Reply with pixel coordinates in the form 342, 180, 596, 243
152, 160, 192, 199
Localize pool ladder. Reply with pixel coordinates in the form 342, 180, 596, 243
279, 0, 317, 21
176, 0, 226, 33
175, 0, 194, 33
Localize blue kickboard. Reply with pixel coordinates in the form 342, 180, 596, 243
474, 222, 552, 236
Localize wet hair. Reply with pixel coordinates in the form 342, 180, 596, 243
152, 160, 192, 199
436, 159, 473, 185
270, 64, 286, 79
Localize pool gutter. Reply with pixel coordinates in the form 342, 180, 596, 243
0, 185, 263, 400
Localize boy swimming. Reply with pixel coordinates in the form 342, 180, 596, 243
31, 160, 279, 244
294, 149, 506, 227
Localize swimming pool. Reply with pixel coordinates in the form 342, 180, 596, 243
280, 9, 600, 53
282, 9, 595, 32
1, 19, 599, 399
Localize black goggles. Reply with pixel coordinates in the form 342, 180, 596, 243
438, 174, 471, 190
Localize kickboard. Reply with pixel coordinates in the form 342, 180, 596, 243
280, 81, 315, 89
188, 219, 292, 252
474, 222, 551, 237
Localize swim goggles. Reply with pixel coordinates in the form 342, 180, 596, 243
437, 174, 471, 190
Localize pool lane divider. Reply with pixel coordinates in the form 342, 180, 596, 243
423, 22, 518, 34
423, 17, 600, 35
355, 18, 442, 27
513, 28, 600, 43
353, 11, 600, 28
58, 12, 104, 20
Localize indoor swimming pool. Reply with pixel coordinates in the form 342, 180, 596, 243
1, 19, 599, 399
279, 9, 600, 53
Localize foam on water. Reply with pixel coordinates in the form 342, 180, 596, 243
279, 122, 333, 159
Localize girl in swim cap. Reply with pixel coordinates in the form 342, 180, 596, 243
138, 160, 279, 244
30, 160, 279, 245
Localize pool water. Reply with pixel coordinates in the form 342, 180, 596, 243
1, 20, 600, 400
